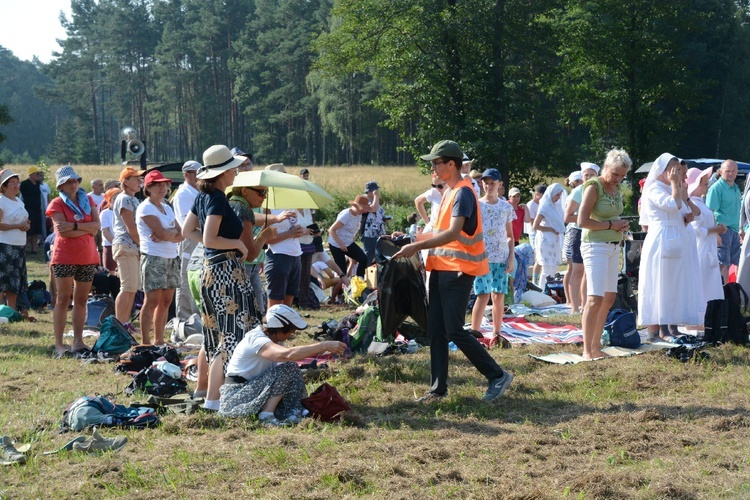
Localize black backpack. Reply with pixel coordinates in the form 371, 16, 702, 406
704, 299, 749, 345
125, 366, 188, 397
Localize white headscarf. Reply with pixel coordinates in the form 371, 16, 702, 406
645, 152, 679, 192
537, 182, 566, 234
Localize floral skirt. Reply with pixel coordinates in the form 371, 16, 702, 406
0, 243, 27, 295
200, 251, 260, 372
219, 362, 307, 419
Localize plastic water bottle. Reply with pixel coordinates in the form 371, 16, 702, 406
448, 341, 458, 352
407, 339, 419, 353
154, 361, 182, 379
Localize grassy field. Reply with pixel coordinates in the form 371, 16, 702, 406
1, 165, 749, 498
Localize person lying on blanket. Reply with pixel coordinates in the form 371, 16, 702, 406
218, 304, 347, 426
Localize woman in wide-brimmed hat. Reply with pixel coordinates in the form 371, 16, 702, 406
0, 169, 31, 311
328, 194, 370, 279
182, 144, 262, 412
47, 165, 101, 358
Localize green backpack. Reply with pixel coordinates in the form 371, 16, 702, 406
93, 315, 138, 355
349, 306, 384, 353
0, 304, 22, 323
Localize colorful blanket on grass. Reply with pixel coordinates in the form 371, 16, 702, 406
477, 317, 584, 345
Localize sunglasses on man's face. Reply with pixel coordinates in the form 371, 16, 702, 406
431, 184, 445, 189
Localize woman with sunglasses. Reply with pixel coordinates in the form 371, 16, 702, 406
227, 183, 278, 315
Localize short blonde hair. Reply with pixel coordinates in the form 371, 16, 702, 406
604, 148, 632, 171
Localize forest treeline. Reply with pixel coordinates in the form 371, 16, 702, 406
2, 0, 750, 186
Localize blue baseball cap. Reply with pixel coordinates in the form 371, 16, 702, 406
481, 168, 502, 182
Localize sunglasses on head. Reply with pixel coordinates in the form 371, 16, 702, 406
431, 183, 445, 189
248, 187, 268, 196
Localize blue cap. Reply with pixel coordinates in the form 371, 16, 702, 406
481, 168, 502, 182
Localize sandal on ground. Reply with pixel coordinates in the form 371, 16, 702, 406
54, 349, 73, 359
658, 334, 678, 343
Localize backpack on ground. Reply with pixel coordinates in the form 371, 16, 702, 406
724, 282, 749, 313
115, 345, 181, 373
704, 299, 749, 345
26, 280, 49, 309
125, 366, 188, 397
61, 395, 160, 432
86, 295, 116, 329
603, 309, 640, 348
349, 306, 383, 353
610, 273, 638, 313
93, 315, 138, 355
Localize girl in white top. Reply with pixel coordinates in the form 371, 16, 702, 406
99, 187, 120, 273
328, 194, 369, 278
532, 183, 566, 288
688, 167, 726, 322
135, 171, 184, 345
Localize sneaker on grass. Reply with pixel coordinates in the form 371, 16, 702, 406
72, 427, 127, 454
482, 372, 514, 402
2, 436, 27, 465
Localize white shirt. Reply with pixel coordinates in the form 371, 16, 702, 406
267, 209, 302, 256
329, 208, 360, 249
0, 195, 29, 246
89, 192, 105, 208
172, 182, 199, 226
226, 325, 276, 380
525, 199, 539, 235
135, 199, 179, 258
420, 187, 443, 231
100, 208, 114, 247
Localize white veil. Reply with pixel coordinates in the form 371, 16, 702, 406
537, 182, 566, 234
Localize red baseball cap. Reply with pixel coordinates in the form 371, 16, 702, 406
143, 170, 172, 186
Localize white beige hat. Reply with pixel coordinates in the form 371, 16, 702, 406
264, 163, 287, 173
198, 145, 245, 180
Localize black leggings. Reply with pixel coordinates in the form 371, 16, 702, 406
329, 242, 368, 278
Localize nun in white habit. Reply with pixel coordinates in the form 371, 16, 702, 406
687, 167, 725, 323
637, 153, 703, 340
532, 183, 566, 288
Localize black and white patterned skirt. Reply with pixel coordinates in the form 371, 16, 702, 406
200, 251, 261, 372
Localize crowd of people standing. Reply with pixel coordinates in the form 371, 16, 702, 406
3, 139, 746, 423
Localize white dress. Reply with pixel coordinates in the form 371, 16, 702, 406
637, 182, 703, 326
689, 196, 724, 316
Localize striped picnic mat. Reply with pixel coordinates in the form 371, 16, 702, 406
479, 317, 584, 345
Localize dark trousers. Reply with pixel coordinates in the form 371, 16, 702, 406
428, 270, 504, 395
330, 242, 368, 278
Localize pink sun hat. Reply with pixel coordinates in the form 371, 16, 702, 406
686, 167, 712, 197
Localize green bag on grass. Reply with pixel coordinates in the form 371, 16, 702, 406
0, 304, 22, 323
93, 315, 138, 355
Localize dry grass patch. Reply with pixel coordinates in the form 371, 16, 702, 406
2, 198, 750, 497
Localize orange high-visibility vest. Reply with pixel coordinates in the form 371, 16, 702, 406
426, 177, 489, 276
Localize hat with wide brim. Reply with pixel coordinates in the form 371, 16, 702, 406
55, 165, 83, 188
198, 145, 245, 180
349, 194, 370, 211
0, 169, 20, 187
687, 167, 712, 197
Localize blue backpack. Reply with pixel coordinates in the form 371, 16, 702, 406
604, 309, 640, 348
61, 395, 160, 432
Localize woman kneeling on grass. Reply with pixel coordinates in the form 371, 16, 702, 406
219, 304, 347, 426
